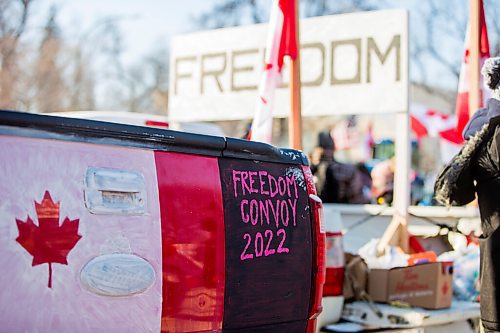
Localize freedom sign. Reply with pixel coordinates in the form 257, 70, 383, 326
169, 9, 408, 122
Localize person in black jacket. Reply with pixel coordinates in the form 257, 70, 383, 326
311, 131, 369, 204
435, 56, 500, 333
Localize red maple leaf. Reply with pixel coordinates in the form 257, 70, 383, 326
15, 191, 82, 288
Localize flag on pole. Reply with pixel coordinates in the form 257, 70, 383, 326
410, 104, 463, 163
331, 115, 359, 151
362, 121, 375, 161
455, 0, 490, 137
247, 0, 297, 143
411, 105, 459, 139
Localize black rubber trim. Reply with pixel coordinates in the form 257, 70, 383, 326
223, 136, 309, 165
0, 109, 225, 156
0, 109, 308, 165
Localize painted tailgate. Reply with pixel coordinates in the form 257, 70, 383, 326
155, 153, 314, 332
0, 136, 163, 332
0, 111, 317, 333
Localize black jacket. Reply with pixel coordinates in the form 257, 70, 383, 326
316, 160, 369, 204
312, 148, 369, 204
435, 98, 500, 332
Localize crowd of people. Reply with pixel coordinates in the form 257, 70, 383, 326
309, 56, 500, 333
309, 130, 395, 205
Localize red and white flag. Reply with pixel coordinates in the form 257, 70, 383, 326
411, 105, 459, 139
455, 0, 490, 136
331, 116, 359, 151
362, 121, 375, 161
410, 104, 463, 163
247, 0, 297, 143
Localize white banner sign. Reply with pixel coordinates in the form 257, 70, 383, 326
169, 9, 408, 122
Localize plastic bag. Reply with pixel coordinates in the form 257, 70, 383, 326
358, 239, 409, 269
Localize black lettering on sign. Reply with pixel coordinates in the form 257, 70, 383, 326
218, 159, 312, 330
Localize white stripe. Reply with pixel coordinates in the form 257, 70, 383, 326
249, 0, 284, 143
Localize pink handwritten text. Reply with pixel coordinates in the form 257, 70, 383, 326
233, 169, 301, 261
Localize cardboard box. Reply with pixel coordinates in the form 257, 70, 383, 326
368, 262, 453, 309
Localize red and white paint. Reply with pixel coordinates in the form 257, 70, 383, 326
0, 136, 162, 332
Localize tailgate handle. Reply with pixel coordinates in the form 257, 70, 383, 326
84, 167, 147, 215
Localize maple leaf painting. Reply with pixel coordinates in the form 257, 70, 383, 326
15, 191, 82, 288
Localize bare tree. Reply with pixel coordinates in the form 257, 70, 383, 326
302, 0, 378, 17
410, 0, 499, 103
106, 47, 169, 114
140, 48, 169, 114
194, 0, 379, 29
0, 0, 171, 114
63, 14, 170, 114
35, 6, 66, 112
195, 0, 266, 29
66, 17, 127, 111
67, 48, 95, 111
0, 0, 33, 109
0, 0, 99, 112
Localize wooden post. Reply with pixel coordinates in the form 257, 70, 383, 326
377, 11, 410, 255
288, 0, 302, 150
376, 111, 411, 255
469, 0, 481, 116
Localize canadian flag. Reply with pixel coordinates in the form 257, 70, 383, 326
247, 0, 297, 143
455, 0, 490, 136
362, 121, 375, 160
331, 116, 359, 151
410, 104, 463, 163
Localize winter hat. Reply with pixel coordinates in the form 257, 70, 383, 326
482, 56, 500, 100
318, 131, 334, 150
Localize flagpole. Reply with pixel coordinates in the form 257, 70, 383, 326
469, 0, 480, 116
288, 0, 302, 150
